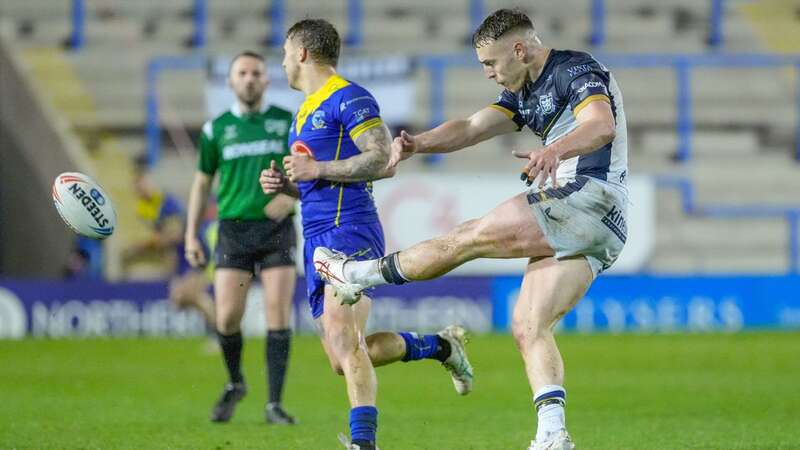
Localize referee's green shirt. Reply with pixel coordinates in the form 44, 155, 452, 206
199, 103, 293, 220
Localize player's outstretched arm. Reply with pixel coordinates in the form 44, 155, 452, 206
388, 106, 519, 168
185, 171, 212, 268
316, 122, 396, 183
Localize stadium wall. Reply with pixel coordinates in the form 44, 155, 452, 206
0, 41, 93, 277
1, 275, 798, 339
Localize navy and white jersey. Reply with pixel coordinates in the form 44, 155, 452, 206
491, 50, 628, 190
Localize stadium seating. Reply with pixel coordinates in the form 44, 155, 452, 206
0, 0, 797, 274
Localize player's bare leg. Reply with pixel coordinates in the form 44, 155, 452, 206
319, 286, 378, 407
169, 271, 215, 328
514, 256, 592, 450
513, 257, 591, 391
260, 266, 297, 424
322, 321, 407, 371
210, 269, 252, 422
364, 332, 406, 366
321, 290, 370, 374
316, 192, 554, 292
398, 193, 553, 279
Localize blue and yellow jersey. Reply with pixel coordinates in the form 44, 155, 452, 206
135, 190, 184, 231
289, 74, 384, 237
134, 190, 190, 274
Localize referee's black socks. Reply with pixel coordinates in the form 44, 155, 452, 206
266, 328, 292, 405
218, 331, 244, 384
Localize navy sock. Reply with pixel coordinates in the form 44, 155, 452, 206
350, 406, 378, 444
534, 388, 566, 411
378, 252, 408, 285
399, 332, 446, 362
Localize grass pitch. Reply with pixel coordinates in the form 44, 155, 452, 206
1, 332, 798, 449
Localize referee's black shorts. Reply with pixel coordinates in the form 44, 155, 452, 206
215, 218, 296, 273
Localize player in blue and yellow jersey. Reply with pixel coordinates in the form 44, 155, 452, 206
122, 158, 188, 276
259, 19, 473, 450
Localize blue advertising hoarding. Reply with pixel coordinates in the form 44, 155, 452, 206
0, 277, 493, 338
492, 275, 800, 332
1, 275, 798, 338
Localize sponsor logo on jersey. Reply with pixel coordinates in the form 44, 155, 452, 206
576, 80, 605, 94
68, 183, 110, 228
353, 107, 371, 123
601, 204, 627, 243
223, 125, 238, 141
222, 140, 285, 160
311, 110, 326, 130
264, 119, 289, 136
538, 93, 555, 115
341, 95, 373, 112
567, 64, 593, 77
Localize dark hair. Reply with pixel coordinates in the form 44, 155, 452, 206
286, 19, 340, 67
472, 8, 534, 48
229, 50, 265, 73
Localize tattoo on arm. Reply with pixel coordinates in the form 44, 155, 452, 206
318, 124, 392, 182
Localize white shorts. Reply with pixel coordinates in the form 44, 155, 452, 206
527, 175, 628, 278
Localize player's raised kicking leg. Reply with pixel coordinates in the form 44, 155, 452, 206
315, 192, 552, 289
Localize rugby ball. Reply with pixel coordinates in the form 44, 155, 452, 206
52, 172, 116, 239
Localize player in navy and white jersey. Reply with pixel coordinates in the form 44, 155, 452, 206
314, 9, 629, 450
492, 49, 628, 191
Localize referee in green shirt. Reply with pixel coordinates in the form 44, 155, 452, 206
185, 51, 297, 425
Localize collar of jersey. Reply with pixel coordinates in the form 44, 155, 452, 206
231, 101, 270, 118
526, 49, 558, 93
295, 74, 350, 135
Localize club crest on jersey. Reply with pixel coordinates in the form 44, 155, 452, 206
312, 110, 326, 130
223, 125, 238, 140
538, 93, 555, 115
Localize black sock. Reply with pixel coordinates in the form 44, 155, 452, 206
218, 331, 244, 383
433, 336, 452, 362
378, 252, 409, 285
351, 440, 375, 450
266, 328, 292, 404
